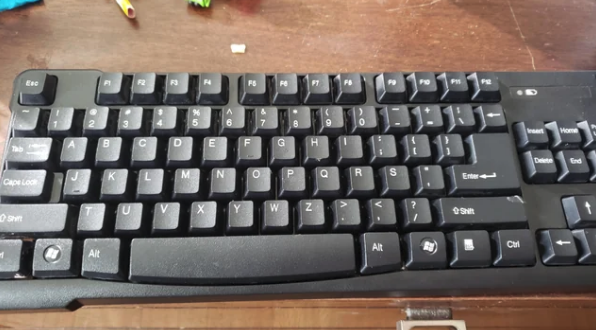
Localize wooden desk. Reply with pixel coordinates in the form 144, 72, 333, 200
1, 0, 596, 328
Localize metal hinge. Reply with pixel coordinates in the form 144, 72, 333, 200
397, 308, 467, 330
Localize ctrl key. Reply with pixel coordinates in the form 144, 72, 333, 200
492, 229, 536, 267
0, 240, 27, 279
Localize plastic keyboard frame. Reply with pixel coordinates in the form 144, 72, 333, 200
2, 70, 596, 311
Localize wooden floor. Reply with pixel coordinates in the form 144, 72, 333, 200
1, 0, 596, 328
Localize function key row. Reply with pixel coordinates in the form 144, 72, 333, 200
92, 72, 501, 107
12, 105, 506, 138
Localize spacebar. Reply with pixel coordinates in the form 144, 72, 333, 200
128, 235, 357, 285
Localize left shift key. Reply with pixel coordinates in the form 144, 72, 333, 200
0, 204, 71, 237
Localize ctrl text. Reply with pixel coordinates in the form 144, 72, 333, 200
507, 240, 520, 248
0, 213, 23, 223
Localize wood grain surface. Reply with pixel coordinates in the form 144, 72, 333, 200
1, 0, 596, 328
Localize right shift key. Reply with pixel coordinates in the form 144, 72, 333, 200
434, 197, 527, 228
445, 134, 520, 196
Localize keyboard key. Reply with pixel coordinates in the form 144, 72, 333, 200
445, 134, 520, 195
538, 229, 578, 266
365, 199, 397, 231
172, 168, 202, 200
131, 73, 161, 104
555, 150, 589, 183
577, 120, 596, 150
152, 203, 181, 235
197, 73, 228, 105
201, 137, 230, 167
331, 199, 361, 232
360, 232, 401, 275
404, 232, 447, 270
97, 72, 130, 105
378, 166, 410, 198
0, 240, 25, 279
100, 169, 131, 202
375, 72, 407, 104
400, 198, 432, 230
443, 105, 475, 134
347, 106, 378, 135
19, 72, 57, 105
167, 137, 194, 168
0, 169, 52, 203
12, 108, 41, 137
272, 73, 300, 105
296, 200, 326, 233
83, 107, 111, 137
6, 137, 53, 169
47, 107, 74, 137
302, 74, 332, 104
244, 167, 273, 200
302, 136, 331, 167
82, 238, 124, 281
285, 107, 312, 136
61, 137, 91, 169
136, 169, 165, 201
312, 167, 341, 198
367, 135, 398, 166
545, 121, 582, 150
345, 166, 375, 198
335, 136, 364, 166
236, 136, 265, 167
131, 137, 160, 168
572, 229, 596, 265
468, 72, 500, 102
63, 169, 94, 202
95, 137, 126, 168
519, 150, 557, 183
412, 165, 444, 197
437, 72, 469, 102
209, 168, 237, 200
278, 167, 307, 199
586, 150, 596, 182
117, 107, 144, 136
406, 72, 438, 103
412, 105, 443, 134
115, 203, 146, 236
77, 203, 109, 237
186, 106, 213, 136
227, 201, 255, 234
433, 134, 465, 165
447, 230, 491, 268
151, 106, 178, 136
220, 106, 246, 136
474, 105, 506, 133
252, 107, 279, 136
240, 73, 268, 105
0, 204, 69, 238
513, 121, 549, 150
269, 137, 298, 167
129, 235, 355, 284
492, 229, 536, 267
562, 195, 596, 229
261, 200, 291, 234
164, 73, 192, 105
316, 106, 345, 136
379, 105, 411, 135
32, 239, 77, 278
433, 196, 527, 228
400, 134, 432, 165
189, 201, 218, 235
333, 73, 364, 104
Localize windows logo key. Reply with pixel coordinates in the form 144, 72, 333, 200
420, 238, 438, 255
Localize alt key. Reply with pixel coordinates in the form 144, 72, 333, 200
360, 232, 401, 275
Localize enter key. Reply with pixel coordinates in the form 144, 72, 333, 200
445, 133, 521, 196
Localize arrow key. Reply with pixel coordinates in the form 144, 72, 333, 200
538, 229, 578, 266
562, 195, 596, 229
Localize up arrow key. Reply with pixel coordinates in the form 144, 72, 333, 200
562, 195, 596, 229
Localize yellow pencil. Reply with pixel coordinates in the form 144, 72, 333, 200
115, 0, 136, 19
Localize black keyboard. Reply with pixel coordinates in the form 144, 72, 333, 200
2, 69, 596, 310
